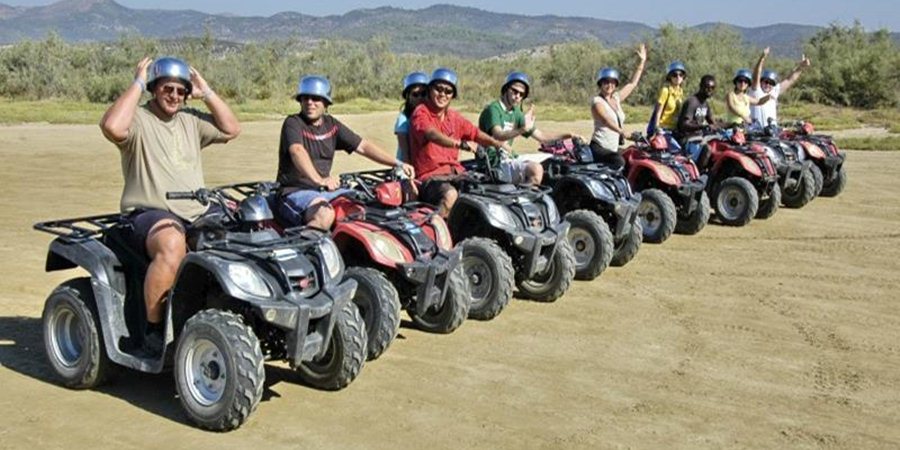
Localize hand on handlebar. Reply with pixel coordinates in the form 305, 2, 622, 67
320, 176, 340, 191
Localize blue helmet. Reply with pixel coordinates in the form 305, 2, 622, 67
761, 69, 779, 84
402, 71, 429, 98
147, 57, 192, 95
667, 61, 686, 77
296, 75, 333, 105
429, 67, 458, 98
502, 71, 531, 99
733, 69, 752, 84
596, 67, 620, 86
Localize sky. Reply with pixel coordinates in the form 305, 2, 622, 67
5, 0, 899, 31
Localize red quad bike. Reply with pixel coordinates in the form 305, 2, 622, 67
780, 120, 848, 198
697, 127, 780, 226
538, 137, 643, 280
622, 132, 710, 242
331, 169, 470, 342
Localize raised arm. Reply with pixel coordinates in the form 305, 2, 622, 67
752, 47, 769, 91
618, 43, 647, 102
99, 57, 151, 143
779, 54, 811, 93
190, 67, 240, 140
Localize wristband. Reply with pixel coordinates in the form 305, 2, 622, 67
201, 88, 215, 99
133, 78, 145, 92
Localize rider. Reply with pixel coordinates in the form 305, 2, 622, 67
408, 67, 512, 218
478, 71, 577, 185
590, 43, 647, 169
648, 61, 686, 148
99, 56, 241, 355
749, 47, 812, 127
395, 71, 429, 163
675, 74, 718, 167
275, 75, 414, 230
724, 68, 771, 127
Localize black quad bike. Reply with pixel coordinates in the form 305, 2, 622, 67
34, 185, 366, 431
538, 138, 643, 279
448, 145, 575, 318
331, 169, 469, 339
780, 120, 848, 198
746, 121, 818, 209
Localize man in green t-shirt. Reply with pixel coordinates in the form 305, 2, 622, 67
478, 71, 577, 185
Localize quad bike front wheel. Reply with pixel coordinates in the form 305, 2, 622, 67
638, 188, 677, 244
781, 165, 817, 208
344, 266, 400, 361
675, 191, 710, 235
174, 309, 265, 431
295, 302, 366, 391
43, 277, 114, 389
408, 263, 470, 333
516, 238, 576, 302
820, 165, 847, 198
756, 183, 781, 219
459, 237, 514, 320
714, 177, 759, 226
611, 219, 643, 267
564, 209, 613, 280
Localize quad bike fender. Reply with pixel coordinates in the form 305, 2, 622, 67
397, 247, 462, 314
798, 140, 826, 160
713, 151, 762, 178
332, 222, 413, 269
448, 195, 520, 237
628, 160, 682, 188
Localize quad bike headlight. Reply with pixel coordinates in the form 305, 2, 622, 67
227, 262, 272, 298
486, 203, 519, 229
318, 237, 344, 281
587, 179, 613, 200
360, 230, 409, 265
431, 216, 453, 250
543, 195, 560, 224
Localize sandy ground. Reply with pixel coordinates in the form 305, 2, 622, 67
1, 113, 899, 449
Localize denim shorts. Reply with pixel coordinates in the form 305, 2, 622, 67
278, 189, 351, 226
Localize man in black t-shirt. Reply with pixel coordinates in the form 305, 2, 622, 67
276, 75, 414, 229
676, 74, 718, 167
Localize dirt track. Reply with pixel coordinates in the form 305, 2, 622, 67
1, 114, 898, 448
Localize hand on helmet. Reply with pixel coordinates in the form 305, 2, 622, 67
134, 57, 152, 84
188, 67, 211, 100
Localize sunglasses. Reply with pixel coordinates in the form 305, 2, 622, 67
671, 72, 686, 79
735, 79, 750, 85
432, 85, 454, 96
299, 95, 326, 104
508, 87, 526, 97
161, 85, 187, 97
408, 89, 427, 99
702, 84, 717, 91
762, 79, 776, 86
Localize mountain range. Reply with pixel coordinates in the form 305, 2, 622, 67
0, 0, 895, 58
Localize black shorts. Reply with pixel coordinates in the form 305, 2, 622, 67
419, 177, 458, 206
125, 209, 187, 258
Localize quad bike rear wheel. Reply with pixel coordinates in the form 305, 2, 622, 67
714, 177, 759, 226
459, 237, 513, 320
516, 238, 576, 302
781, 166, 817, 208
408, 263, 470, 332
345, 266, 400, 360
174, 309, 264, 431
675, 191, 710, 235
295, 302, 367, 391
756, 184, 781, 219
820, 165, 847, 198
43, 277, 114, 389
564, 209, 613, 280
639, 188, 677, 244
611, 219, 643, 267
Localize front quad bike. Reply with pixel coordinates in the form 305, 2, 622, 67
622, 132, 710, 241
538, 138, 643, 275
746, 121, 817, 209
780, 120, 848, 198
697, 127, 779, 226
34, 185, 365, 431
331, 168, 469, 339
449, 146, 575, 309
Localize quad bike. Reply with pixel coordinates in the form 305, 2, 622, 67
622, 132, 710, 242
331, 168, 469, 343
693, 127, 780, 226
780, 120, 847, 198
443, 144, 575, 316
538, 137, 643, 278
34, 184, 365, 431
745, 120, 818, 209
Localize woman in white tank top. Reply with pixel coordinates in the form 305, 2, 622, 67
590, 43, 647, 168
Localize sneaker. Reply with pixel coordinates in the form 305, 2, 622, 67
136, 330, 164, 358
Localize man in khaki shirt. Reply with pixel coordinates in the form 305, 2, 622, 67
99, 56, 240, 355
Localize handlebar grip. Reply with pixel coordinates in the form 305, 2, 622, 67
166, 192, 195, 200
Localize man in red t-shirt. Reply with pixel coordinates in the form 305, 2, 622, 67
409, 68, 511, 217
